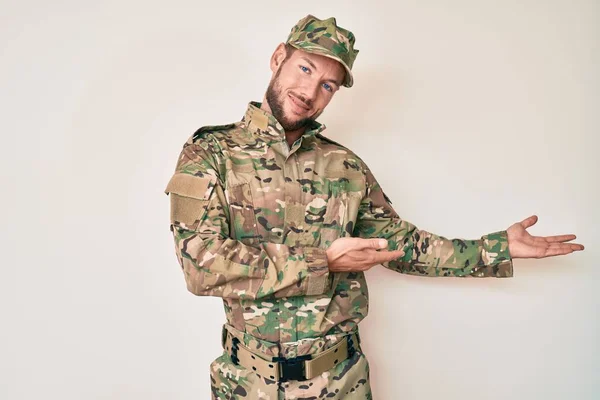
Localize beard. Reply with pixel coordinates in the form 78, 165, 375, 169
265, 70, 315, 132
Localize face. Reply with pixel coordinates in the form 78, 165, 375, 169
265, 44, 346, 131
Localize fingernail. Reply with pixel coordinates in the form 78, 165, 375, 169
379, 239, 387, 248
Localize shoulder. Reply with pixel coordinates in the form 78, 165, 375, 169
315, 132, 368, 169
181, 122, 243, 156
314, 132, 362, 160
176, 123, 240, 179
186, 122, 239, 145
314, 132, 349, 150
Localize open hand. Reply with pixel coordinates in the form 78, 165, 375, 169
507, 215, 584, 259
326, 237, 405, 272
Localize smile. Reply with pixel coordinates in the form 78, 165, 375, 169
288, 93, 310, 112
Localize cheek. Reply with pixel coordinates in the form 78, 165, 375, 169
278, 71, 302, 90
315, 92, 333, 109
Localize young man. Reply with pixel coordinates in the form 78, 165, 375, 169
164, 15, 584, 399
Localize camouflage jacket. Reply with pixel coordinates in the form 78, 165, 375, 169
164, 101, 513, 343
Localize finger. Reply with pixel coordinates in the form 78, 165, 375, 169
520, 215, 538, 229
533, 234, 577, 244
373, 249, 405, 264
540, 243, 584, 257
542, 247, 573, 257
547, 242, 585, 251
347, 255, 379, 271
541, 245, 574, 257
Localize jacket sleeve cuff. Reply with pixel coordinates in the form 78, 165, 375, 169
304, 247, 332, 295
475, 230, 514, 277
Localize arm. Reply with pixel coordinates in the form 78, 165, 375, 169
353, 165, 513, 277
165, 138, 331, 300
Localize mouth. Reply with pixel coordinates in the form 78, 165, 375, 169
287, 93, 310, 114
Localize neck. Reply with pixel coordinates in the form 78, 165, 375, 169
260, 95, 304, 148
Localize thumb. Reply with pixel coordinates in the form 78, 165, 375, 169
520, 215, 538, 229
362, 238, 388, 250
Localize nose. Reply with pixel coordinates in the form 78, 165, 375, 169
298, 81, 320, 104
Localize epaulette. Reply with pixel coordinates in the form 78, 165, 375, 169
192, 123, 236, 142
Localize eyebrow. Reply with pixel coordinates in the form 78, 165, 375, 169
300, 57, 342, 87
300, 57, 317, 70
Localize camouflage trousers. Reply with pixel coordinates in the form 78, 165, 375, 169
209, 324, 373, 399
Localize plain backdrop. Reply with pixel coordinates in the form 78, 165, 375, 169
1, 0, 598, 399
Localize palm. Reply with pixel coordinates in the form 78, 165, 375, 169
506, 215, 584, 259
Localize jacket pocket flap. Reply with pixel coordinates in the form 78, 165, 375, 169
164, 173, 216, 200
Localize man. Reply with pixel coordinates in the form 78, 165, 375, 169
164, 15, 584, 399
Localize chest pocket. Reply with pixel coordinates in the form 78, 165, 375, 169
319, 170, 366, 247
227, 182, 262, 246
164, 172, 217, 232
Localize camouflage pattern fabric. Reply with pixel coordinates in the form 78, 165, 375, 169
286, 14, 359, 88
164, 101, 513, 398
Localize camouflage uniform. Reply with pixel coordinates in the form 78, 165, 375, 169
164, 15, 513, 400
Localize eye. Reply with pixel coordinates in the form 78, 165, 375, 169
322, 83, 333, 92
300, 65, 310, 74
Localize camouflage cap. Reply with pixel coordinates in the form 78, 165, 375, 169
286, 15, 359, 88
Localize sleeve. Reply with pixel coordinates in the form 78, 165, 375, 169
164, 138, 332, 300
353, 164, 513, 278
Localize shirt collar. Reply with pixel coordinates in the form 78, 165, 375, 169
242, 101, 326, 143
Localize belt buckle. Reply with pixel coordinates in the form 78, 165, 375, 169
274, 354, 311, 382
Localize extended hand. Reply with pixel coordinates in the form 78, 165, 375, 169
507, 215, 584, 259
326, 237, 405, 272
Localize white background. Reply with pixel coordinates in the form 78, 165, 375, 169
1, 0, 598, 399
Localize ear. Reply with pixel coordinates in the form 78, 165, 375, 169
270, 43, 287, 73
